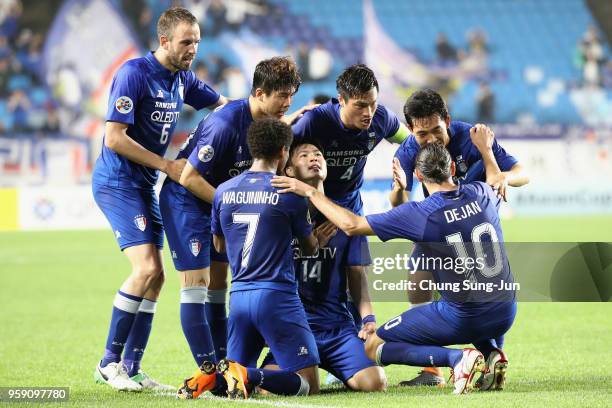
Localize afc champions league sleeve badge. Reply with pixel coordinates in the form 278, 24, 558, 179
115, 96, 133, 114
198, 145, 214, 162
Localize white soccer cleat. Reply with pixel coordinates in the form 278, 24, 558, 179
450, 348, 485, 394
94, 362, 142, 392
130, 369, 175, 392
475, 348, 508, 391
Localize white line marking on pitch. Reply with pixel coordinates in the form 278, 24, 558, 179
157, 392, 335, 408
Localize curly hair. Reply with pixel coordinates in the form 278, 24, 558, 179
336, 64, 379, 100
251, 56, 301, 96
403, 88, 449, 127
157, 7, 198, 40
247, 118, 293, 161
415, 143, 452, 184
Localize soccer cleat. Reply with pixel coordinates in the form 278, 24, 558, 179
325, 372, 343, 386
176, 361, 217, 400
399, 367, 446, 387
475, 348, 508, 391
449, 348, 485, 394
217, 359, 250, 399
94, 362, 142, 392
130, 369, 175, 392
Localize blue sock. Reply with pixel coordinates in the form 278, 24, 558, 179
123, 299, 156, 376
181, 287, 217, 365
205, 289, 227, 360
246, 368, 304, 396
101, 291, 142, 368
380, 342, 463, 368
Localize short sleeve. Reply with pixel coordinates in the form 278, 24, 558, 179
491, 140, 518, 172
187, 115, 231, 177
289, 195, 313, 239
394, 140, 416, 192
291, 109, 316, 141
211, 190, 222, 236
365, 202, 426, 242
346, 235, 372, 266
382, 106, 401, 140
106, 63, 144, 125
183, 71, 221, 110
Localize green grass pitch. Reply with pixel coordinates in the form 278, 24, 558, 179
1, 216, 611, 407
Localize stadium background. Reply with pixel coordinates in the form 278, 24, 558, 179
0, 0, 611, 406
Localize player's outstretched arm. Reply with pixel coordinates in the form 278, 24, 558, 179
213, 234, 225, 254
104, 121, 184, 181
271, 176, 374, 236
281, 103, 319, 126
179, 161, 216, 203
347, 266, 377, 340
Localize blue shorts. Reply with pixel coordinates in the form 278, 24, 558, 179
376, 301, 516, 347
92, 183, 164, 250
263, 323, 374, 383
159, 182, 227, 271
227, 289, 320, 372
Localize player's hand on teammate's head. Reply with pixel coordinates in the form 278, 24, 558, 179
271, 175, 316, 197
392, 157, 407, 190
487, 172, 508, 202
163, 158, 187, 183
469, 123, 495, 152
314, 220, 337, 247
281, 104, 320, 126
358, 322, 377, 340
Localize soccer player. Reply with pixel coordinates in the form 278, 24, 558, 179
272, 127, 517, 394
91, 7, 227, 391
211, 119, 321, 398
157, 56, 305, 398
261, 140, 386, 392
388, 88, 528, 386
292, 63, 410, 344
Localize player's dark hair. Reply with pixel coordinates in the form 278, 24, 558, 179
403, 88, 449, 127
247, 118, 293, 161
336, 64, 379, 100
415, 143, 452, 184
157, 7, 198, 40
288, 139, 325, 165
251, 57, 301, 96
311, 93, 331, 104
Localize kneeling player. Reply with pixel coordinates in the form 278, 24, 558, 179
272, 133, 516, 394
210, 119, 321, 398
262, 140, 386, 392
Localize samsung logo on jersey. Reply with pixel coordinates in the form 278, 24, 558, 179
444, 201, 482, 223
155, 101, 178, 109
151, 110, 180, 123
222, 190, 279, 205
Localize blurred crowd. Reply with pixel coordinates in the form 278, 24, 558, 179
576, 25, 612, 89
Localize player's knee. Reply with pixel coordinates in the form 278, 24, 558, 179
351, 367, 387, 392
132, 260, 163, 282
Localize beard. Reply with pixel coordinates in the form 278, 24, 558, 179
168, 51, 192, 71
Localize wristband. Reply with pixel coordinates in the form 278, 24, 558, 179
362, 314, 376, 324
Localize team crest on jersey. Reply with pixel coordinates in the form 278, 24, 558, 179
115, 96, 133, 114
367, 132, 376, 150
133, 215, 147, 231
189, 239, 201, 256
198, 145, 214, 162
455, 155, 468, 174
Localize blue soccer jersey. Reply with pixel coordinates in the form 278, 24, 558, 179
292, 99, 401, 200
395, 121, 518, 192
167, 98, 254, 214
211, 171, 313, 293
93, 51, 220, 188
366, 181, 515, 312
294, 212, 371, 331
